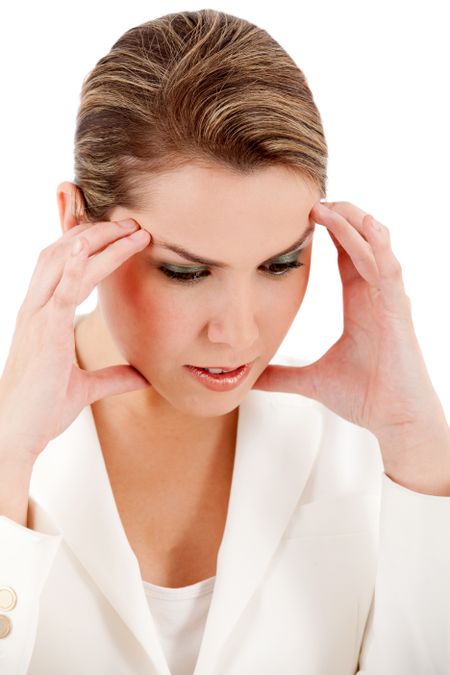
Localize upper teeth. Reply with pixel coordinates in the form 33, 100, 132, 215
205, 368, 226, 374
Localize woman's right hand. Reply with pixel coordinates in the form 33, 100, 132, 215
0, 218, 152, 463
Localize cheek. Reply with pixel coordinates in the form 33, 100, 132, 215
267, 268, 309, 312
97, 265, 183, 358
99, 259, 310, 361
106, 267, 204, 357
260, 270, 310, 343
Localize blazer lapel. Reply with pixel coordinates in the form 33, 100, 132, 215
30, 376, 322, 675
30, 403, 172, 675
193, 390, 323, 674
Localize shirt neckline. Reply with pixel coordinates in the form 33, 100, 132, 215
142, 574, 216, 600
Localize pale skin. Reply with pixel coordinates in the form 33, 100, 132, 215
57, 162, 319, 585
56, 161, 450, 585
58, 163, 317, 453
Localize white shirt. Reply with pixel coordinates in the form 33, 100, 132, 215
143, 575, 216, 675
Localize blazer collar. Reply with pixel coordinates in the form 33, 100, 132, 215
31, 378, 323, 674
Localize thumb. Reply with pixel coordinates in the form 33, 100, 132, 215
85, 364, 151, 405
252, 363, 319, 401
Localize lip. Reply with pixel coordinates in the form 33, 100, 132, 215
184, 362, 253, 392
193, 365, 246, 371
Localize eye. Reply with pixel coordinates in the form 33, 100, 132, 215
264, 260, 304, 277
158, 257, 304, 286
159, 267, 210, 285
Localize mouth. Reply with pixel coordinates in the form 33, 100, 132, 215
184, 362, 252, 389
188, 365, 246, 374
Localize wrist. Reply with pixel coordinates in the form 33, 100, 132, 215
0, 454, 34, 527
379, 420, 450, 496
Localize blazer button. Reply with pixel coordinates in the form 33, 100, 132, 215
0, 586, 17, 611
0, 614, 12, 638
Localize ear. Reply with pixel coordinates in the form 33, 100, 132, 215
56, 181, 88, 234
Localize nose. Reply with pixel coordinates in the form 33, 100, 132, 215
207, 286, 259, 351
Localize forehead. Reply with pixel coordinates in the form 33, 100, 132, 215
134, 161, 319, 239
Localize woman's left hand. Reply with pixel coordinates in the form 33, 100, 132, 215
252, 201, 449, 457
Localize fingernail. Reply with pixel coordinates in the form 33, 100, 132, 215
118, 218, 138, 229
129, 229, 150, 242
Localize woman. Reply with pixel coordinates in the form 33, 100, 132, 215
0, 9, 449, 674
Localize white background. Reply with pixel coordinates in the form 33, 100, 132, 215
1, 0, 448, 417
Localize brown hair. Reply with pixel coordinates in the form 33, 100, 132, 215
72, 8, 328, 223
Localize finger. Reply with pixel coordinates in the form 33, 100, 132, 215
319, 200, 402, 279
76, 228, 151, 304
252, 364, 317, 399
21, 219, 142, 314
363, 215, 412, 314
49, 235, 90, 317
322, 202, 410, 309
311, 203, 380, 285
320, 201, 369, 237
83, 364, 151, 405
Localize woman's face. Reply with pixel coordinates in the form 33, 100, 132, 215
98, 161, 320, 418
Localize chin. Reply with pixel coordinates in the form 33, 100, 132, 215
183, 390, 246, 418
151, 383, 247, 418
140, 364, 257, 417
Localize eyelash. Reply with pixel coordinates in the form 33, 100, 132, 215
158, 259, 304, 286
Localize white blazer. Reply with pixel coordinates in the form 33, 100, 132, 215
1, 348, 450, 674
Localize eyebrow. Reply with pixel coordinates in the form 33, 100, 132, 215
152, 224, 315, 268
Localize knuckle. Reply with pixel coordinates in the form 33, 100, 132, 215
72, 221, 92, 232
390, 260, 403, 277
52, 289, 73, 308
38, 245, 54, 260
396, 294, 413, 320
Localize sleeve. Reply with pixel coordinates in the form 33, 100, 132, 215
356, 472, 450, 674
0, 504, 63, 675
